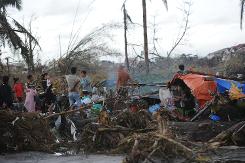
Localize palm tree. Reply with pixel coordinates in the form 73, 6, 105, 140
142, 0, 168, 74
240, 0, 245, 29
0, 0, 40, 72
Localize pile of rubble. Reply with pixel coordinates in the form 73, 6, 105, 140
1, 103, 245, 162
0, 110, 55, 153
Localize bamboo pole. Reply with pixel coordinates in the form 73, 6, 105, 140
43, 103, 93, 119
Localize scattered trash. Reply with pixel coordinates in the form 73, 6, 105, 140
67, 119, 77, 141
90, 104, 103, 117
55, 115, 62, 129
81, 96, 92, 105
148, 104, 161, 113
11, 117, 20, 126
210, 114, 221, 121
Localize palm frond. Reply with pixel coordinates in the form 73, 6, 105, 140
121, 2, 133, 24
127, 13, 133, 23
0, 0, 22, 10
11, 17, 41, 49
241, 0, 245, 29
121, 1, 126, 11
0, 14, 22, 49
0, 14, 33, 65
162, 0, 168, 11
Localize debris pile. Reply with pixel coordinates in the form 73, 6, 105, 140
0, 110, 55, 153
1, 72, 245, 162
1, 102, 245, 162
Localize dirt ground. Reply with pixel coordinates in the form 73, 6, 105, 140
0, 152, 124, 163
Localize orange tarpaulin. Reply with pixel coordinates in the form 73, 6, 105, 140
171, 73, 217, 108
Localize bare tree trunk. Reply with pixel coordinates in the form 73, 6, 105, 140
123, 5, 130, 71
5, 57, 10, 75
142, 0, 149, 74
28, 36, 34, 72
28, 21, 35, 72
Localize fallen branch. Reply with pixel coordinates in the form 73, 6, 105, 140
43, 104, 93, 119
43, 98, 107, 119
156, 134, 194, 159
143, 140, 159, 163
209, 121, 245, 148
191, 97, 215, 122
97, 127, 156, 133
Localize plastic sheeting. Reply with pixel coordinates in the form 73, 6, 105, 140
170, 73, 217, 108
179, 74, 216, 108
216, 78, 245, 100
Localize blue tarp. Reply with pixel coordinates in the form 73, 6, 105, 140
216, 78, 245, 94
148, 104, 161, 113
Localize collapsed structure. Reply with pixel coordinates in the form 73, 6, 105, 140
166, 72, 245, 121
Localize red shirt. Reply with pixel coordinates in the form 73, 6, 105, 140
13, 83, 24, 97
117, 70, 131, 88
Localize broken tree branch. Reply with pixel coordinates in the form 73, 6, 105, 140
167, 1, 191, 58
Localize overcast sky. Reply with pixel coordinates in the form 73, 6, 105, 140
3, 0, 245, 63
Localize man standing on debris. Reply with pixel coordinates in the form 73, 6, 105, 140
116, 65, 132, 89
80, 70, 92, 96
116, 65, 134, 96
65, 67, 81, 109
0, 76, 13, 108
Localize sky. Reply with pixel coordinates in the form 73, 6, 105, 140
2, 0, 245, 63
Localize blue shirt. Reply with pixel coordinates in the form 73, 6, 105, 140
80, 76, 92, 92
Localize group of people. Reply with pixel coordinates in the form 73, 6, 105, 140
0, 75, 46, 112
65, 67, 91, 109
65, 65, 133, 109
0, 76, 26, 108
0, 64, 133, 112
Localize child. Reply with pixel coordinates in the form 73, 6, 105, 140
13, 77, 24, 102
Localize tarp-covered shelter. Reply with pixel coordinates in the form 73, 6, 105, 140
170, 73, 217, 109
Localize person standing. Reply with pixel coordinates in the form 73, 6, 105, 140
116, 65, 132, 89
41, 73, 56, 113
80, 70, 92, 96
116, 65, 133, 97
24, 74, 37, 112
0, 76, 13, 108
13, 77, 24, 103
65, 67, 81, 109
177, 64, 188, 75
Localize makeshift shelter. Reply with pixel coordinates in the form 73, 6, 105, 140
170, 73, 217, 109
